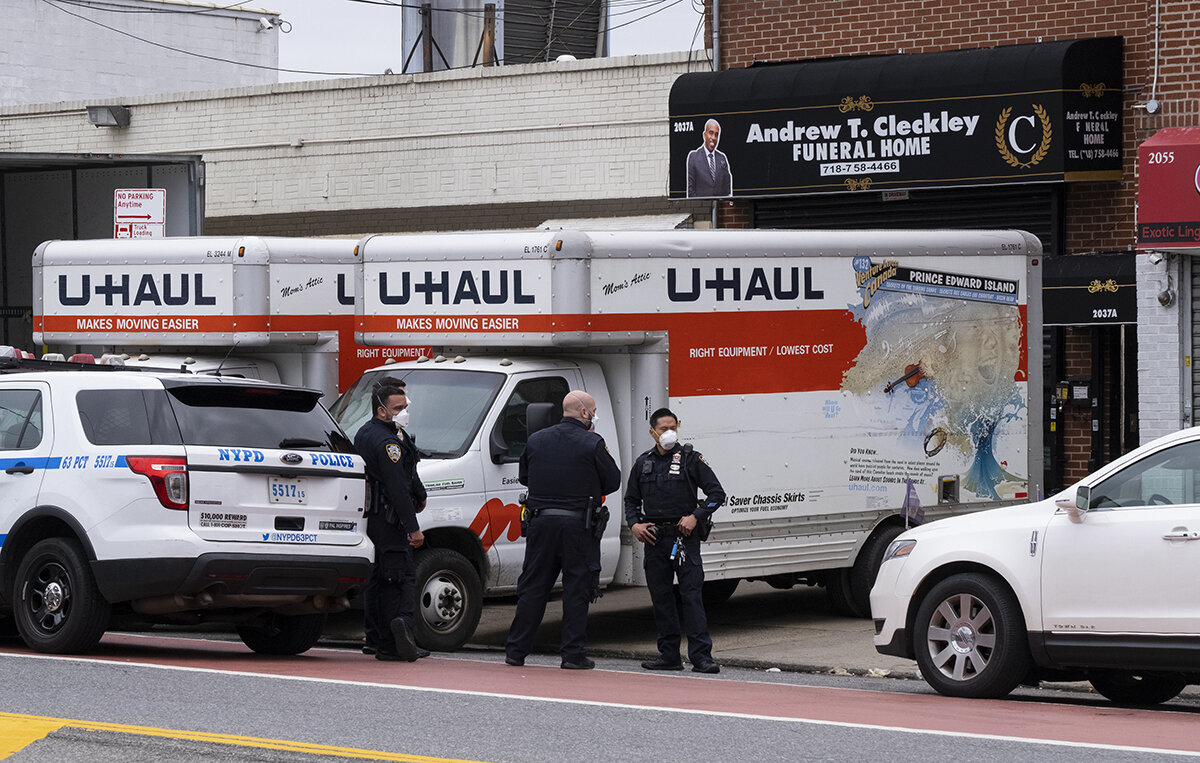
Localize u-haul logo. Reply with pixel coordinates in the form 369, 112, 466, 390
667, 266, 825, 302
378, 270, 536, 306
58, 273, 217, 307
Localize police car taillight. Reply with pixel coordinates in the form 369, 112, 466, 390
127, 456, 189, 510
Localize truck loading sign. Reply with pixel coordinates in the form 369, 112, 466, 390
114, 189, 165, 239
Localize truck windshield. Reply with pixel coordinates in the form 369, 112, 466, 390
332, 368, 504, 459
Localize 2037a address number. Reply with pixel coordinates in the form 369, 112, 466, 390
1093, 308, 1119, 319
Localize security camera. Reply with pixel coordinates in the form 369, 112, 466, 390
258, 16, 274, 31
1148, 252, 1165, 265
1158, 288, 1176, 307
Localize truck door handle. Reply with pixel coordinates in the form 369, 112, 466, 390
5, 465, 34, 475
1162, 529, 1200, 541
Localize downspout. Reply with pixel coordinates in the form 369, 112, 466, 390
711, 0, 720, 229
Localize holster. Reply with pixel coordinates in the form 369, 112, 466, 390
696, 514, 714, 542
590, 504, 609, 541
518, 492, 530, 538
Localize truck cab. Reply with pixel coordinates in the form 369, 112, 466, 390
330, 355, 624, 651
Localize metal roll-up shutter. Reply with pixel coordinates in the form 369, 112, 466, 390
750, 185, 1063, 257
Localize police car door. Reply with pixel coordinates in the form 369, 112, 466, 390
481, 373, 575, 587
0, 384, 52, 521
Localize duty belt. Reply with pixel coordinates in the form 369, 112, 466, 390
538, 508, 585, 519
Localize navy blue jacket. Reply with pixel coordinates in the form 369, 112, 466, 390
519, 417, 621, 512
354, 416, 426, 534
624, 443, 725, 527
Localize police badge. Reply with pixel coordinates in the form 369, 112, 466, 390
386, 443, 402, 462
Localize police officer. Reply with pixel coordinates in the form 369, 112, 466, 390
505, 390, 621, 670
354, 382, 428, 662
625, 407, 725, 674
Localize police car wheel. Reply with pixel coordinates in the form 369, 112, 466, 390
414, 548, 483, 652
13, 538, 110, 654
237, 613, 327, 655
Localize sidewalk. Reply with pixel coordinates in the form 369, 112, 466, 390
464, 579, 920, 678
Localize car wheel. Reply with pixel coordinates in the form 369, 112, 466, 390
13, 538, 110, 654
849, 523, 906, 617
1089, 672, 1187, 705
414, 548, 483, 652
237, 613, 327, 655
701, 578, 739, 608
913, 573, 1031, 698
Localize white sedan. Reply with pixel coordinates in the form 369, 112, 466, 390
871, 426, 1200, 705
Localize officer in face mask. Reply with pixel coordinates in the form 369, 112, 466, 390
354, 382, 429, 662
625, 407, 726, 673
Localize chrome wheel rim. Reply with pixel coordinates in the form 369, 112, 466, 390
925, 592, 996, 681
420, 570, 466, 634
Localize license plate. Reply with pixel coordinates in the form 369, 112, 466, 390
268, 477, 308, 504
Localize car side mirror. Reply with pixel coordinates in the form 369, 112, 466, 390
1055, 484, 1090, 523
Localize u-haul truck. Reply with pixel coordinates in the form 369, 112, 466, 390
326, 228, 1044, 649
33, 229, 1043, 652
32, 236, 426, 399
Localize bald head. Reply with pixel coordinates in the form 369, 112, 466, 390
563, 390, 597, 424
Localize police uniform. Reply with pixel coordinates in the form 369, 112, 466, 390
624, 442, 725, 667
355, 416, 427, 657
505, 417, 621, 666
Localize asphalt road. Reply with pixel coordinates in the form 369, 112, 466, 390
0, 633, 1197, 762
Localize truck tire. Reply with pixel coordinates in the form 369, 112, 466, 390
237, 613, 327, 655
913, 573, 1031, 699
414, 548, 483, 652
701, 578, 739, 608
849, 523, 906, 617
13, 538, 110, 654
826, 568, 867, 618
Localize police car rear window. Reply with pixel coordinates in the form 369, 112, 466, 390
165, 386, 354, 453
76, 389, 183, 446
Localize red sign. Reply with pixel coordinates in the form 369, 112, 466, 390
1138, 128, 1200, 248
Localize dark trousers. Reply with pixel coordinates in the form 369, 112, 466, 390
505, 513, 601, 663
364, 516, 417, 653
644, 531, 712, 664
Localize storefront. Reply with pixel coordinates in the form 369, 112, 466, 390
669, 36, 1128, 490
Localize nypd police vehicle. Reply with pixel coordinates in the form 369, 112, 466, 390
0, 354, 370, 654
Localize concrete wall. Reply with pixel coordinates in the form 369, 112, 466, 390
0, 51, 711, 234
2, 0, 279, 107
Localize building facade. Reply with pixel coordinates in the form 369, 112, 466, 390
688, 0, 1197, 489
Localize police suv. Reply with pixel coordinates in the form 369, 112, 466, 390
0, 355, 371, 655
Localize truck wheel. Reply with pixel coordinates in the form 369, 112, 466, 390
13, 538, 110, 654
849, 523, 906, 617
1089, 672, 1187, 705
414, 548, 483, 652
826, 568, 867, 618
237, 613, 327, 655
701, 578, 739, 608
913, 573, 1031, 699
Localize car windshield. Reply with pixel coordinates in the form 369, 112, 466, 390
332, 368, 504, 459
164, 384, 354, 453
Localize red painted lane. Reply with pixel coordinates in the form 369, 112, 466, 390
4, 633, 1197, 754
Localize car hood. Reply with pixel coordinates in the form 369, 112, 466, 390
897, 496, 1060, 543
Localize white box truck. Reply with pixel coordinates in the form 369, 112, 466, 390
32, 236, 426, 400
33, 229, 1043, 652
326, 228, 1043, 649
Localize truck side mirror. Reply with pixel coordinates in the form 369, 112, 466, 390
1055, 484, 1090, 523
526, 403, 559, 436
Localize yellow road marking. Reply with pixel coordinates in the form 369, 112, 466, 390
0, 712, 488, 762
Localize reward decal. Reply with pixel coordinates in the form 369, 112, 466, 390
199, 512, 248, 529
469, 498, 522, 551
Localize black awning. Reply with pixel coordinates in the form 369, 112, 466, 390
668, 37, 1123, 200
1042, 253, 1136, 326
